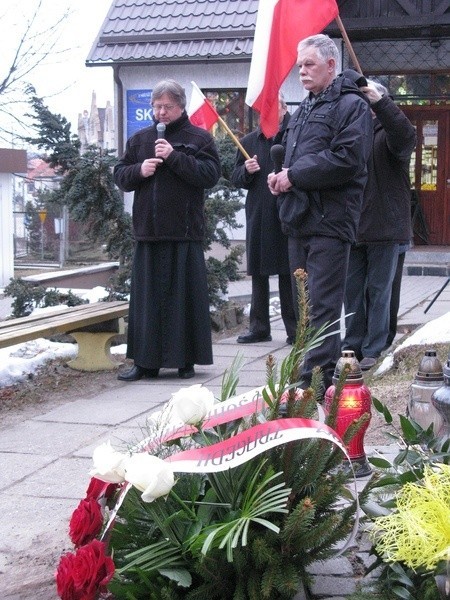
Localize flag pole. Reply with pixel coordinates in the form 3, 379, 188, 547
217, 116, 251, 160
335, 15, 363, 75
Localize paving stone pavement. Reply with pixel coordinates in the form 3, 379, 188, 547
0, 258, 449, 598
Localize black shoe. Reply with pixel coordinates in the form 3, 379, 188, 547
237, 332, 272, 344
286, 336, 295, 345
359, 357, 377, 371
146, 368, 160, 378
117, 365, 159, 381
178, 364, 195, 379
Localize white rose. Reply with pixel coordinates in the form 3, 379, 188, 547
170, 384, 215, 425
90, 441, 128, 483
124, 453, 175, 503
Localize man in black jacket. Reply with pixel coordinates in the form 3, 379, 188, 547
268, 34, 373, 391
232, 96, 297, 345
342, 81, 416, 370
114, 79, 221, 381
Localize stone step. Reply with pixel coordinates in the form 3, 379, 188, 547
404, 246, 450, 276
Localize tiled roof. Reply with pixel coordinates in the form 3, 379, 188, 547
87, 0, 259, 64
27, 158, 58, 180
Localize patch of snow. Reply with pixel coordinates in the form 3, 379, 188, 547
373, 312, 450, 377
395, 312, 450, 351
0, 339, 77, 387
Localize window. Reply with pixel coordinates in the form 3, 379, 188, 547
203, 89, 257, 136
369, 74, 450, 106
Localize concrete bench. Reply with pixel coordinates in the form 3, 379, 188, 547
0, 301, 129, 371
22, 262, 120, 289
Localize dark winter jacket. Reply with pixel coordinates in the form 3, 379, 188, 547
281, 72, 373, 243
231, 113, 290, 276
355, 95, 417, 244
113, 112, 221, 242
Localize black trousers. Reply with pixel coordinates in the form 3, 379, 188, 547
343, 243, 398, 360
386, 249, 406, 348
288, 235, 350, 391
249, 274, 297, 339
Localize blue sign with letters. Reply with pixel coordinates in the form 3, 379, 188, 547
126, 89, 153, 138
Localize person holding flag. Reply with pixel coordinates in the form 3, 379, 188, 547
268, 34, 373, 392
231, 94, 297, 345
114, 79, 221, 382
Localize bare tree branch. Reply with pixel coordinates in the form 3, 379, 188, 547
0, 0, 72, 142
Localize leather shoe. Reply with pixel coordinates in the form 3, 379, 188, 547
286, 336, 295, 345
359, 357, 377, 371
179, 364, 195, 379
117, 365, 159, 381
237, 332, 272, 344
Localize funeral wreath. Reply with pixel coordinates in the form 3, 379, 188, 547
56, 270, 369, 600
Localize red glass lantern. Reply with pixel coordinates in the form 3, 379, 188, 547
324, 350, 372, 478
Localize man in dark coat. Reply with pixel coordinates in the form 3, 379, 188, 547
268, 34, 373, 391
343, 80, 416, 369
114, 79, 221, 381
231, 96, 297, 345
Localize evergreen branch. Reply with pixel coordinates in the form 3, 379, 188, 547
220, 352, 245, 401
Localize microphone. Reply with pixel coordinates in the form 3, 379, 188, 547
270, 144, 285, 174
156, 122, 166, 139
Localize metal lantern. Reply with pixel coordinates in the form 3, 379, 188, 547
324, 350, 372, 478
408, 349, 444, 434
431, 350, 450, 446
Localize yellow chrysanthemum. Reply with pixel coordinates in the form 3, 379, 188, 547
370, 464, 450, 570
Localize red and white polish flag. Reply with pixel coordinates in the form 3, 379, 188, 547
188, 81, 220, 130
246, 0, 339, 138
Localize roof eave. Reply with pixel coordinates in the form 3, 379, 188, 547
86, 54, 252, 67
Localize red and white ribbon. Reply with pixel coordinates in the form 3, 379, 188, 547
102, 389, 360, 552
166, 418, 345, 473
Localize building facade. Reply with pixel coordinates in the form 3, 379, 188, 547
77, 91, 115, 154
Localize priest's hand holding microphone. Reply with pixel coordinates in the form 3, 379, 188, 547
140, 122, 172, 178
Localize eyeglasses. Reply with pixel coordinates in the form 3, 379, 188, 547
152, 103, 177, 112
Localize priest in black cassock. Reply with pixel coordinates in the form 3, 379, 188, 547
114, 79, 221, 381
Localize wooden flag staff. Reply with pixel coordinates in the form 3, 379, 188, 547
217, 115, 251, 160
335, 15, 364, 76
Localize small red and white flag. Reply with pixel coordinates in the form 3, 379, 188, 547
246, 0, 339, 138
188, 81, 220, 130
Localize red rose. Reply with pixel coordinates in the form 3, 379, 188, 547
72, 540, 115, 600
85, 477, 118, 501
69, 498, 103, 548
56, 541, 115, 600
56, 551, 81, 600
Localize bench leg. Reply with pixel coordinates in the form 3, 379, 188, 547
68, 332, 122, 371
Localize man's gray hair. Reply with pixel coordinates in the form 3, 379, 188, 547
152, 79, 186, 109
297, 34, 340, 73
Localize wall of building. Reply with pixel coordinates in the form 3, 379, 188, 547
0, 173, 15, 287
